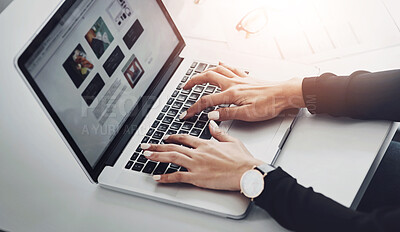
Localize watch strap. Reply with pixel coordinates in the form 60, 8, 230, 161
255, 163, 275, 175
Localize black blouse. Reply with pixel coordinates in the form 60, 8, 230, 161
254, 70, 400, 232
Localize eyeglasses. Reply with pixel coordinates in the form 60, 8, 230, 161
236, 8, 268, 38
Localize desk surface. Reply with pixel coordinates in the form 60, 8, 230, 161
0, 0, 398, 231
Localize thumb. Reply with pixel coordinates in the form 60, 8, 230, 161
209, 120, 236, 142
208, 106, 251, 121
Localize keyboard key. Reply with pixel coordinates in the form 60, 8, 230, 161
152, 120, 160, 128
193, 85, 205, 93
187, 116, 198, 123
181, 76, 189, 82
176, 82, 184, 90
194, 121, 206, 129
167, 109, 179, 117
146, 128, 155, 136
170, 163, 180, 169
167, 130, 178, 135
136, 145, 142, 153
186, 68, 193, 75
158, 124, 168, 132
149, 139, 159, 144
204, 107, 215, 113
172, 90, 179, 97
178, 130, 189, 134
200, 125, 212, 139
205, 86, 216, 93
153, 162, 169, 175
181, 89, 191, 95
125, 161, 134, 169
137, 155, 148, 163
166, 168, 178, 174
182, 122, 194, 131
190, 62, 198, 68
157, 113, 165, 120
195, 63, 207, 73
141, 136, 150, 143
219, 104, 230, 108
184, 100, 196, 108
170, 122, 182, 130
131, 152, 139, 161
142, 161, 157, 174
199, 113, 208, 121
153, 131, 164, 140
180, 167, 188, 172
180, 107, 189, 113
208, 64, 217, 69
177, 94, 187, 102
162, 105, 169, 113
171, 101, 183, 109
132, 162, 144, 172
190, 128, 202, 137
189, 93, 200, 101
167, 98, 174, 105
162, 116, 174, 124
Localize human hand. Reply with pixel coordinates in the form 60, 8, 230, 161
140, 121, 264, 191
180, 62, 305, 122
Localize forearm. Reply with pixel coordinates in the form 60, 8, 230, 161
301, 70, 400, 121
254, 168, 400, 232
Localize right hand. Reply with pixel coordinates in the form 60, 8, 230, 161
181, 63, 305, 122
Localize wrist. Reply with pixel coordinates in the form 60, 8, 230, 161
282, 78, 305, 109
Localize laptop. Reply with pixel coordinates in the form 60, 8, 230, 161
15, 0, 303, 219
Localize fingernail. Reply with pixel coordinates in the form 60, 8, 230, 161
208, 111, 220, 120
141, 143, 151, 150
209, 120, 219, 130
143, 151, 153, 157
153, 175, 161, 181
179, 111, 187, 120
163, 135, 170, 140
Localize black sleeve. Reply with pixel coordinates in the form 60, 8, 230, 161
302, 70, 400, 121
254, 168, 400, 232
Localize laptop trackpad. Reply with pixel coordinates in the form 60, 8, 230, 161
226, 116, 289, 164
116, 172, 180, 197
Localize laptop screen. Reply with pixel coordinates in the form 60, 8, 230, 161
17, 0, 183, 180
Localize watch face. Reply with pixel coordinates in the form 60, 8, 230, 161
240, 169, 264, 198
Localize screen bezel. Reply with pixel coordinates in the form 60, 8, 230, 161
16, 0, 185, 182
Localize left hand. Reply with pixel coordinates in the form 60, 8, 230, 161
140, 121, 264, 191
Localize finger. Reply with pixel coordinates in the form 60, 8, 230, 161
209, 120, 236, 142
206, 65, 237, 78
183, 71, 227, 90
219, 62, 248, 77
208, 105, 253, 121
163, 134, 205, 149
141, 143, 193, 157
153, 172, 192, 184
182, 92, 232, 119
144, 151, 193, 168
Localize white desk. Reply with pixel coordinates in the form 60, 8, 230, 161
0, 0, 398, 231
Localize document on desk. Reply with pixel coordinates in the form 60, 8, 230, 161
224, 0, 400, 63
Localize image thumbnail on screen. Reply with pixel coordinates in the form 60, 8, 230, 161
63, 44, 93, 88
122, 54, 144, 89
85, 17, 114, 59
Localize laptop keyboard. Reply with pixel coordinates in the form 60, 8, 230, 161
124, 62, 229, 175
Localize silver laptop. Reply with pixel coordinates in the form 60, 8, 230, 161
15, 0, 300, 219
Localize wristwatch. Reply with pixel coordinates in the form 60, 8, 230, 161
240, 163, 275, 200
